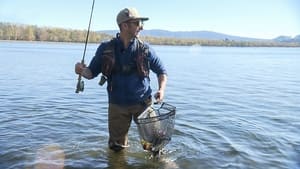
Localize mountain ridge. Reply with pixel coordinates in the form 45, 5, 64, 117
98, 29, 300, 42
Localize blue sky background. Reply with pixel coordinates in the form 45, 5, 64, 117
1, 0, 299, 39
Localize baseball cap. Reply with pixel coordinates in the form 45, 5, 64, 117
117, 7, 149, 25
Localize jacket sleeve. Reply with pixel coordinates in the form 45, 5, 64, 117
88, 42, 108, 78
147, 45, 167, 76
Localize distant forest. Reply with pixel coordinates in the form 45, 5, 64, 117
1, 22, 300, 47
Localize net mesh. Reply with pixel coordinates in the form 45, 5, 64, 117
136, 102, 176, 152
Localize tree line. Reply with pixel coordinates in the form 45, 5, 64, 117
1, 22, 299, 47
0, 22, 112, 43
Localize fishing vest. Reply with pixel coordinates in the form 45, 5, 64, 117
101, 38, 150, 78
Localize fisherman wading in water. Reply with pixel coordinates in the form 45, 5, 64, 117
75, 7, 167, 152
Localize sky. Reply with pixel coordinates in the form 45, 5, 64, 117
0, 0, 299, 39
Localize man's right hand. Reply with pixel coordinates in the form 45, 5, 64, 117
75, 62, 86, 75
75, 62, 93, 79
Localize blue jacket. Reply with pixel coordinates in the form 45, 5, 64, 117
88, 35, 167, 105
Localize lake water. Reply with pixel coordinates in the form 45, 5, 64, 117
0, 41, 300, 169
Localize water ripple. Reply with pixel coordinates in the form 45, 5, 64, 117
1, 42, 300, 169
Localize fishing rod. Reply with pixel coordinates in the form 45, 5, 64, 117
75, 0, 96, 93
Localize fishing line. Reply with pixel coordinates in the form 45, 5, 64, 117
76, 0, 96, 93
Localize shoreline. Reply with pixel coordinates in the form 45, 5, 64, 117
1, 40, 300, 48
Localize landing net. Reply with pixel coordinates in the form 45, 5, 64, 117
137, 102, 176, 152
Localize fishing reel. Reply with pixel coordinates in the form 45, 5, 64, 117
75, 79, 84, 93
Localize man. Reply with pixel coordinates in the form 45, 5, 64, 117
75, 7, 167, 152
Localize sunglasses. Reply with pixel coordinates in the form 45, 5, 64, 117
127, 20, 144, 27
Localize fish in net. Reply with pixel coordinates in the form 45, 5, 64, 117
136, 102, 176, 156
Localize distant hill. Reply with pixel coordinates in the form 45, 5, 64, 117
98, 29, 300, 42
141, 29, 264, 41
273, 35, 300, 42
99, 29, 265, 41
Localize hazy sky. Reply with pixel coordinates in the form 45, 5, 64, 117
1, 0, 299, 39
